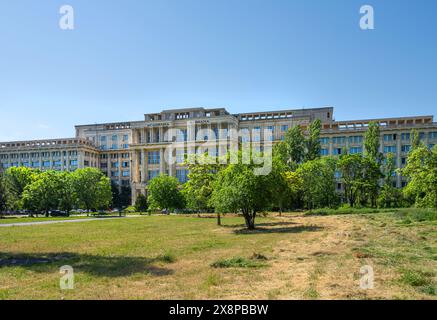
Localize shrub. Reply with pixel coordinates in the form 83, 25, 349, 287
134, 194, 148, 212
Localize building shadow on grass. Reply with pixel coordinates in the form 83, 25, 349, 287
0, 252, 174, 277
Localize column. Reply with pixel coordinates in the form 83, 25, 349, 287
159, 148, 164, 174
141, 149, 147, 183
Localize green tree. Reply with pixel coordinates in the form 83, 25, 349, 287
305, 119, 322, 162
338, 154, 364, 207
72, 168, 112, 212
364, 121, 382, 163
0, 173, 7, 216
183, 154, 222, 224
269, 153, 297, 214
402, 145, 437, 208
296, 157, 338, 209
111, 183, 131, 210
134, 193, 148, 212
57, 171, 77, 215
4, 167, 36, 211
22, 171, 60, 216
378, 153, 402, 208
210, 156, 273, 229
278, 125, 306, 169
410, 128, 421, 150
148, 175, 184, 212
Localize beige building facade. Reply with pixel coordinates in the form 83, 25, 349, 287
1, 106, 437, 204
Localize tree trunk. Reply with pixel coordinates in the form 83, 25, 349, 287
217, 212, 221, 226
243, 210, 256, 230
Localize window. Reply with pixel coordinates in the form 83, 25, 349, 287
112, 162, 119, 168
383, 134, 396, 141
122, 161, 129, 168
241, 128, 250, 143
212, 128, 219, 140
53, 160, 62, 167
122, 170, 130, 177
112, 135, 118, 141
100, 136, 107, 142
253, 127, 261, 142
111, 144, 118, 150
429, 132, 437, 140
176, 149, 185, 164
148, 170, 160, 181
348, 136, 363, 144
350, 147, 362, 154
401, 133, 410, 141
122, 144, 129, 149
148, 151, 160, 164
32, 161, 40, 168
281, 125, 289, 132
43, 161, 51, 167
320, 149, 329, 156
123, 134, 129, 141
333, 148, 342, 155
332, 136, 346, 144
70, 160, 78, 166
176, 129, 187, 142
383, 146, 397, 154
176, 169, 188, 183
320, 137, 329, 144
401, 145, 411, 153
401, 157, 407, 165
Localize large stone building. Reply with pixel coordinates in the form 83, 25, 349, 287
1, 106, 437, 203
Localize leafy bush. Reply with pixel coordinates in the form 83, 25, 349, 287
134, 194, 148, 212
123, 206, 137, 214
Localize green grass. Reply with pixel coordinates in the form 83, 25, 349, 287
0, 213, 435, 299
211, 256, 268, 269
394, 209, 437, 223
399, 269, 436, 296
305, 207, 396, 216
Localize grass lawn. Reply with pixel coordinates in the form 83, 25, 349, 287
0, 211, 435, 300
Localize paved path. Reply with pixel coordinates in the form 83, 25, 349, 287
0, 216, 140, 228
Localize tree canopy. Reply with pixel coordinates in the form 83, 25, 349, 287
148, 175, 184, 212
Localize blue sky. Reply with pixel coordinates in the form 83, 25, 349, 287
0, 0, 436, 141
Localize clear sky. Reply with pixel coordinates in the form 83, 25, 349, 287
0, 0, 436, 141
